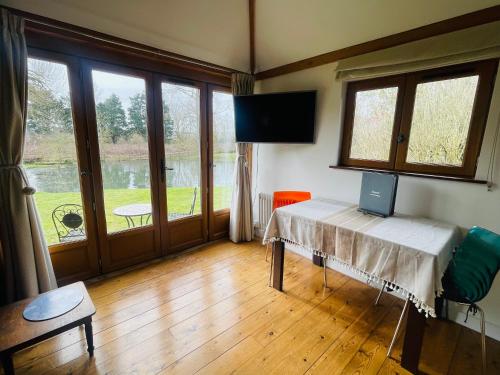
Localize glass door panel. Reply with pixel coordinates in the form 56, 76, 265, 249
212, 91, 236, 211
25, 58, 87, 245
161, 82, 202, 221
91, 70, 153, 233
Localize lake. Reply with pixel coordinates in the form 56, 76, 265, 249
25, 157, 235, 193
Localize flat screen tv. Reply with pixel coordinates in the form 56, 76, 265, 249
234, 91, 316, 143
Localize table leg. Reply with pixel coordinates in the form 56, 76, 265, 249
1, 353, 14, 375
401, 302, 427, 373
271, 240, 285, 291
312, 254, 323, 267
84, 317, 95, 357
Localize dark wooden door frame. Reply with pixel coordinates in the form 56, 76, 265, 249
80, 59, 162, 272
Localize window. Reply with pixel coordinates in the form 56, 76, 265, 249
212, 90, 236, 211
340, 60, 498, 178
91, 69, 153, 233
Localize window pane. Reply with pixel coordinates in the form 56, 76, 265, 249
162, 83, 201, 221
25, 58, 87, 245
350, 87, 398, 161
92, 70, 152, 233
213, 91, 235, 211
406, 75, 479, 167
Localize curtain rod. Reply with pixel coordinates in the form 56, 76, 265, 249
3, 5, 241, 75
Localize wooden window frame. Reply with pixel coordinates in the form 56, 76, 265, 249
340, 59, 498, 178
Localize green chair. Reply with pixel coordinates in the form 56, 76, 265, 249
441, 226, 500, 374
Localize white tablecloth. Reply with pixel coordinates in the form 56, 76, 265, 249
263, 198, 463, 317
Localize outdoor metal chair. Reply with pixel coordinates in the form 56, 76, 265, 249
168, 187, 198, 220
52, 204, 86, 243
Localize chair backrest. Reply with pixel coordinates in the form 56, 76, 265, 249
52, 204, 85, 241
442, 226, 500, 304
273, 191, 311, 211
189, 187, 198, 215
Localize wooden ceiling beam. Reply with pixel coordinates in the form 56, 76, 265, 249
255, 5, 500, 80
249, 0, 256, 74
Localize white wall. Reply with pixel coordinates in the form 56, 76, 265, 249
255, 0, 500, 71
0, 0, 250, 72
253, 62, 500, 339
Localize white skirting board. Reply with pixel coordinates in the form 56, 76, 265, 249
254, 228, 500, 341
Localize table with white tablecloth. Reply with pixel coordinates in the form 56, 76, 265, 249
263, 198, 462, 373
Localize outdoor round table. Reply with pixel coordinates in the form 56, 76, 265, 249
112, 204, 152, 228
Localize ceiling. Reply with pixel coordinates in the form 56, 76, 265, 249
1, 0, 499, 74
0, 0, 250, 72
254, 0, 500, 71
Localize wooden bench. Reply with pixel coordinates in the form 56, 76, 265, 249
0, 282, 95, 375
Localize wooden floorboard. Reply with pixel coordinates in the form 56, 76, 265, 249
4, 240, 499, 375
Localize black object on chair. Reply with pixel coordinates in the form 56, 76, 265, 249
52, 204, 86, 242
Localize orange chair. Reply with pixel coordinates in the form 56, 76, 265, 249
272, 191, 312, 211
266, 191, 311, 263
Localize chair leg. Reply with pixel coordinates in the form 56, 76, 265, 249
323, 260, 328, 288
268, 247, 274, 287
477, 305, 487, 375
387, 297, 410, 358
265, 243, 270, 262
375, 280, 388, 306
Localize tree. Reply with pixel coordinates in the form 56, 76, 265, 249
27, 85, 73, 135
95, 94, 127, 144
57, 96, 74, 133
27, 58, 74, 135
163, 100, 174, 143
128, 93, 147, 138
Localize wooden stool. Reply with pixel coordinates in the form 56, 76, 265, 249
0, 282, 95, 374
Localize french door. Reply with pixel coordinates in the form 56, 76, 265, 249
24, 50, 100, 283
82, 61, 162, 272
26, 48, 235, 280
154, 77, 209, 253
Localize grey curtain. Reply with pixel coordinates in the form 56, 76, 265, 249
229, 73, 254, 243
0, 9, 57, 305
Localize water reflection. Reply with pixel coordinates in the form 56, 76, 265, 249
25, 157, 235, 193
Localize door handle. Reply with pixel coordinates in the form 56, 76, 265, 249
160, 159, 165, 182
165, 167, 174, 171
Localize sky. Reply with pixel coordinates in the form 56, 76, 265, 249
92, 69, 145, 109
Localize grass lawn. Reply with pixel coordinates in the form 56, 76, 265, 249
36, 186, 232, 245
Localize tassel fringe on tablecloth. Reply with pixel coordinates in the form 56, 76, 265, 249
264, 236, 442, 318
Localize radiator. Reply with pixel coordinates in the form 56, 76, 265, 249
258, 192, 273, 232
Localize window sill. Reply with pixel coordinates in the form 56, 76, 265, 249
329, 165, 488, 184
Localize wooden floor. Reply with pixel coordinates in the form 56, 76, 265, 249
5, 241, 500, 375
